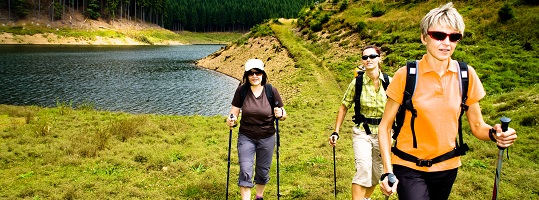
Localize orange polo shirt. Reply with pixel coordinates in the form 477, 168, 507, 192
386, 55, 486, 172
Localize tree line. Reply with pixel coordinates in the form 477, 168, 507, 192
0, 0, 316, 32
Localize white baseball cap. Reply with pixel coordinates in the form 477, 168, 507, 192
245, 59, 264, 71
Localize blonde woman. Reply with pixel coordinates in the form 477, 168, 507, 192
378, 2, 517, 200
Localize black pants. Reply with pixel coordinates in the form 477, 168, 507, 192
393, 165, 458, 200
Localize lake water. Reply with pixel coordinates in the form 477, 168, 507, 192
0, 45, 240, 116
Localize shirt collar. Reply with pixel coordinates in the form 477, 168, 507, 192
361, 70, 387, 84
418, 55, 458, 74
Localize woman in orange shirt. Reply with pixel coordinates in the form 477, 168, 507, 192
377, 2, 517, 200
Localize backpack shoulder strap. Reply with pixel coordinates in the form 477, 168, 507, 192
456, 61, 470, 156
393, 60, 418, 141
355, 72, 364, 101
382, 73, 390, 91
239, 84, 249, 107
405, 61, 418, 97
264, 84, 275, 108
458, 61, 469, 104
352, 72, 365, 124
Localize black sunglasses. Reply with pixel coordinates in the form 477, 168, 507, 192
362, 54, 379, 60
427, 31, 463, 42
246, 70, 263, 76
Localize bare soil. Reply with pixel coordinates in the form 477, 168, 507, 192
0, 8, 176, 45
195, 36, 296, 82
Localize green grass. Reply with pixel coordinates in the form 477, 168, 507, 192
0, 25, 244, 45
1, 0, 538, 199
299, 0, 539, 93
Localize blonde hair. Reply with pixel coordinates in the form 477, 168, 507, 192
420, 2, 465, 37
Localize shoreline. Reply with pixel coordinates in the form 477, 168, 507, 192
0, 32, 184, 45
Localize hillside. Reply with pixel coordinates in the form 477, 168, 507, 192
0, 0, 537, 199
196, 0, 539, 199
0, 7, 245, 45
0, 0, 311, 45
0, 8, 168, 45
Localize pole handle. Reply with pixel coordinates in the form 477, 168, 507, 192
275, 101, 280, 146
229, 114, 237, 129
387, 173, 396, 187
498, 116, 511, 150
385, 173, 397, 200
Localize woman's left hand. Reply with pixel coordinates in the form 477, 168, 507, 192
274, 107, 286, 120
493, 124, 517, 148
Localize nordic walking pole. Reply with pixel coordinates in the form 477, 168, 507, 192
226, 114, 234, 200
492, 116, 511, 200
385, 173, 397, 200
332, 138, 337, 199
275, 102, 281, 200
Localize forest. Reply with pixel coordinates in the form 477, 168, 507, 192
0, 0, 316, 32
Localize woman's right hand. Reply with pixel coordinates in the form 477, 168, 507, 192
226, 114, 237, 127
380, 174, 398, 196
328, 132, 339, 147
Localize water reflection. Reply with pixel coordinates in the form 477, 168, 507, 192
0, 45, 239, 116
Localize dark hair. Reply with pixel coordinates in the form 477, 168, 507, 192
242, 69, 267, 85
363, 45, 381, 55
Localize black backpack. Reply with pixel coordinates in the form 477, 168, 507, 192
352, 72, 390, 135
391, 60, 470, 167
239, 84, 276, 111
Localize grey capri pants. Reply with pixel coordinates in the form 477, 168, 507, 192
237, 133, 275, 187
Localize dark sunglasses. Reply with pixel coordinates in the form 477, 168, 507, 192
427, 31, 463, 42
246, 71, 263, 76
362, 54, 379, 60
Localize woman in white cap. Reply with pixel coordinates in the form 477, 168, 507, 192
226, 58, 287, 200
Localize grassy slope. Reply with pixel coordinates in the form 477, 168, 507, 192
1, 1, 538, 200
280, 0, 539, 199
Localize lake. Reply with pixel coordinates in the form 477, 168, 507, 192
0, 45, 240, 116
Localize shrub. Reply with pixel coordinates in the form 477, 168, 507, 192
520, 0, 539, 5
109, 116, 148, 142
339, 0, 349, 12
34, 121, 51, 137
309, 20, 323, 32
354, 21, 367, 33
371, 3, 386, 17
498, 3, 515, 23
249, 24, 274, 37
318, 12, 332, 25
307, 31, 319, 41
